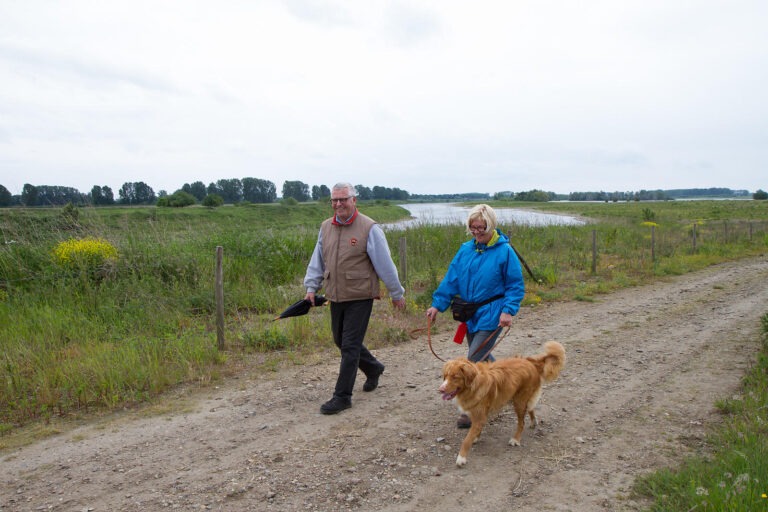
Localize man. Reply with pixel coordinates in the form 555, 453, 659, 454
304, 182, 406, 415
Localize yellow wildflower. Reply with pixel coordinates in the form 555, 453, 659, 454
52, 237, 119, 271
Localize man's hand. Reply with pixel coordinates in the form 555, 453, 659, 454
391, 297, 406, 310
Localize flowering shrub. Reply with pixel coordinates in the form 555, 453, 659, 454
52, 237, 119, 271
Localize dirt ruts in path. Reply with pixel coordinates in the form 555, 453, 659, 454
2, 256, 767, 512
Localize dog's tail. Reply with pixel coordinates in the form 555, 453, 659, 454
528, 341, 566, 383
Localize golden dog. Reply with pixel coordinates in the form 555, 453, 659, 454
439, 341, 566, 467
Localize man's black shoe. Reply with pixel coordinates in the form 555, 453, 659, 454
363, 368, 384, 392
320, 397, 351, 415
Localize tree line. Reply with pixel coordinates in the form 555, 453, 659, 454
0, 179, 412, 207
1, 181, 765, 208
567, 188, 762, 202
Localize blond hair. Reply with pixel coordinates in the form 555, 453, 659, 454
466, 204, 497, 235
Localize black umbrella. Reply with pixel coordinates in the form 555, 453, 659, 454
274, 295, 327, 320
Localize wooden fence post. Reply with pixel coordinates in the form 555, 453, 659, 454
215, 246, 225, 350
692, 223, 697, 253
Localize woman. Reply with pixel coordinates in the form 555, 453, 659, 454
426, 204, 525, 428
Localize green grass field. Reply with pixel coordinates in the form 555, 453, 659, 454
0, 199, 766, 426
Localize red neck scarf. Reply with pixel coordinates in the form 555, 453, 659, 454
332, 209, 359, 226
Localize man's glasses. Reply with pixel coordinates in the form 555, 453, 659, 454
330, 197, 352, 204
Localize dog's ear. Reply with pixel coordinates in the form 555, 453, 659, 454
459, 361, 477, 386
443, 360, 458, 379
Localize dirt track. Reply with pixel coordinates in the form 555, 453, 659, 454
2, 256, 767, 512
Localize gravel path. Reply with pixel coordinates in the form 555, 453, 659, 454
2, 256, 767, 512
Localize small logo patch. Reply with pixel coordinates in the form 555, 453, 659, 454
350, 237, 358, 246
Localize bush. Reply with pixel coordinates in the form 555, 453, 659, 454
202, 194, 224, 207
158, 191, 197, 207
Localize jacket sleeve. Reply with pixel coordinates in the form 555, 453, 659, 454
431, 249, 464, 312
367, 225, 405, 300
303, 229, 325, 293
502, 246, 525, 315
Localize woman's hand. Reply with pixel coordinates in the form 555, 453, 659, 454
426, 307, 439, 322
499, 312, 513, 327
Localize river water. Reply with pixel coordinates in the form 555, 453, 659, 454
384, 203, 584, 230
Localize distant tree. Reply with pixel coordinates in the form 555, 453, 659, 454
282, 180, 310, 202
242, 177, 277, 203
355, 185, 372, 200
369, 186, 409, 201
90, 185, 103, 205
0, 184, 13, 207
514, 189, 554, 202
312, 184, 331, 200
391, 187, 409, 201
754, 189, 768, 200
27, 186, 86, 206
214, 179, 243, 203
90, 185, 115, 205
182, 181, 208, 201
372, 186, 387, 200
21, 184, 38, 206
118, 183, 135, 204
202, 193, 224, 207
102, 186, 115, 205
119, 182, 156, 205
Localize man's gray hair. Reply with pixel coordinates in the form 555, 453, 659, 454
333, 182, 357, 197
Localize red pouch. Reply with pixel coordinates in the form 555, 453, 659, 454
453, 322, 468, 344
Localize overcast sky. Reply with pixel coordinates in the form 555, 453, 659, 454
1, 1, 766, 197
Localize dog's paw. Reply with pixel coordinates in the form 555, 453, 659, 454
508, 438, 521, 447
456, 455, 467, 467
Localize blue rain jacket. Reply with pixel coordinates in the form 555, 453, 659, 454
431, 229, 525, 333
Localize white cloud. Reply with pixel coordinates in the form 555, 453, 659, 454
0, 0, 766, 196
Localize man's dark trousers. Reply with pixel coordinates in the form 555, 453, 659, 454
330, 299, 383, 401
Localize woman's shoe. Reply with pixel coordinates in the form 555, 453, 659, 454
457, 413, 471, 429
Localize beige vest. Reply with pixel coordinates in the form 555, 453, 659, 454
320, 212, 381, 302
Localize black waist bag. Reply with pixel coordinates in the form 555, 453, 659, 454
450, 294, 504, 322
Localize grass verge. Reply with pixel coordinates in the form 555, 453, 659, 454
632, 312, 768, 510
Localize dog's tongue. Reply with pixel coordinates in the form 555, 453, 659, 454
441, 391, 457, 401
